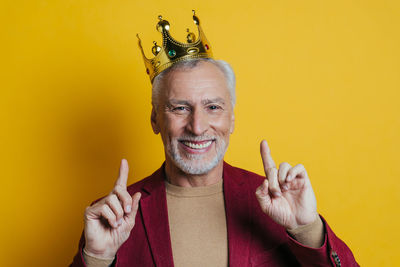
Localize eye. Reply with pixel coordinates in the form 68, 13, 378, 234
171, 106, 190, 113
208, 105, 221, 111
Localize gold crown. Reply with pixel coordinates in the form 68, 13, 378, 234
137, 10, 213, 83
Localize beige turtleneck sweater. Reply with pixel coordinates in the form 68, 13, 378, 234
165, 179, 228, 267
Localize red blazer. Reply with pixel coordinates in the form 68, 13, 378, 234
71, 162, 358, 266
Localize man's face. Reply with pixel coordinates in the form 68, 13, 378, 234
151, 61, 235, 175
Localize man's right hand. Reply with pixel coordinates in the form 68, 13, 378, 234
83, 159, 141, 259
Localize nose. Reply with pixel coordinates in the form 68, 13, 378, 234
187, 108, 208, 136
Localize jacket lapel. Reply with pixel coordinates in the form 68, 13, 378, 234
140, 166, 174, 267
223, 162, 252, 267
138, 162, 253, 267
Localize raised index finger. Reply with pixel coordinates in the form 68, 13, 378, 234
260, 140, 276, 170
115, 159, 129, 188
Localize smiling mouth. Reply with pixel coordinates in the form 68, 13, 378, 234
180, 140, 213, 149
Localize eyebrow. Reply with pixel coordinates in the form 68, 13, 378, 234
202, 97, 226, 105
167, 98, 226, 106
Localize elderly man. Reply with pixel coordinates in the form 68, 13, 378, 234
71, 12, 358, 267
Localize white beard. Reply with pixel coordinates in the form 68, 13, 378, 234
166, 135, 228, 175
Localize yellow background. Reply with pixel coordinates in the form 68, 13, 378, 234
1, 1, 399, 266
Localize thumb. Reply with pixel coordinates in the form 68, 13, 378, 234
126, 192, 141, 228
255, 179, 271, 210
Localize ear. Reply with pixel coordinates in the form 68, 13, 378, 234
151, 106, 160, 134
229, 112, 235, 134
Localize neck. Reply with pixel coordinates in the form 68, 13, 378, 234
164, 159, 224, 187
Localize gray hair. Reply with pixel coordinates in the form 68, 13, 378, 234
152, 58, 236, 109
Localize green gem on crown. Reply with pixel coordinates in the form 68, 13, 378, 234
168, 50, 176, 57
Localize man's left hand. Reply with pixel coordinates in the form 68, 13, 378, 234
255, 140, 319, 230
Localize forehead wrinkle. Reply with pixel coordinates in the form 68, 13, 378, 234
168, 99, 193, 105
166, 78, 229, 100
160, 62, 231, 107
166, 65, 227, 91
167, 81, 224, 98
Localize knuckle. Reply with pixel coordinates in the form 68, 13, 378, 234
270, 186, 279, 192
105, 193, 114, 202
113, 184, 124, 193
120, 191, 132, 202
109, 194, 119, 203
265, 169, 274, 179
107, 201, 122, 215
296, 163, 305, 169
104, 196, 112, 206
84, 206, 92, 216
116, 205, 124, 215
113, 187, 130, 201
270, 179, 278, 188
279, 162, 289, 168
100, 203, 109, 212
114, 211, 122, 219
100, 205, 112, 218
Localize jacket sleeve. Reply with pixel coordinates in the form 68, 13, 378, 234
69, 231, 87, 267
286, 216, 359, 267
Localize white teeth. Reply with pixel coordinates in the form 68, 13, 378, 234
183, 140, 212, 149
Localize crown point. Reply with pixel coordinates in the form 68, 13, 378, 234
186, 30, 196, 43
152, 41, 162, 56
156, 18, 170, 32
192, 10, 196, 15
193, 12, 200, 25
158, 15, 162, 21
